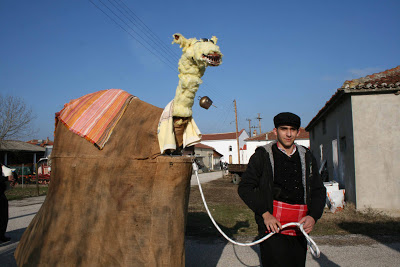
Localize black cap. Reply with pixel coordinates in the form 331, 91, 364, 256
274, 112, 301, 129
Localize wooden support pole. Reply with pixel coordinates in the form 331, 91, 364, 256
234, 100, 240, 164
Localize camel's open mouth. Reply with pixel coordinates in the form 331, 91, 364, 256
203, 52, 222, 66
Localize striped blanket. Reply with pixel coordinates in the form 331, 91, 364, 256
56, 89, 136, 149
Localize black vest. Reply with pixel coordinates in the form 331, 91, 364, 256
272, 144, 304, 204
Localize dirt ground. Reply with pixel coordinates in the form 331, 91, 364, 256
189, 175, 243, 206
187, 177, 400, 245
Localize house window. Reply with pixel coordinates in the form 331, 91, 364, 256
340, 136, 347, 152
229, 145, 232, 151
322, 119, 326, 135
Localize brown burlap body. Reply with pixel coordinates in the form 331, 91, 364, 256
15, 98, 193, 266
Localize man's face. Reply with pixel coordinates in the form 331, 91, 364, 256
273, 125, 300, 149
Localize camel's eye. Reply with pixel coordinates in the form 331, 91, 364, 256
197, 38, 214, 44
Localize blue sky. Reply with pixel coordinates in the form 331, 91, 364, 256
1, 0, 399, 140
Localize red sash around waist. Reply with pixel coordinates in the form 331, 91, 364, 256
267, 200, 308, 236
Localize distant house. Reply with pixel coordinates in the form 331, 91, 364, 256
201, 129, 249, 164
27, 138, 54, 158
245, 128, 309, 163
306, 66, 400, 213
194, 143, 223, 171
0, 140, 46, 167
26, 138, 54, 148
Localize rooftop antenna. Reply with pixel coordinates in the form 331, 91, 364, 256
256, 113, 262, 134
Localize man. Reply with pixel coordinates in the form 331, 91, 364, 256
1, 163, 12, 243
238, 112, 326, 267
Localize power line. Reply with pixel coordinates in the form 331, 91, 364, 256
93, 0, 230, 103
89, 0, 236, 127
115, 0, 181, 60
98, 0, 178, 69
89, 0, 178, 72
107, 0, 180, 63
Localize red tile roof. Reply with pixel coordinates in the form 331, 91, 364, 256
246, 132, 268, 141
194, 143, 215, 150
342, 66, 400, 88
213, 150, 223, 157
245, 128, 309, 141
306, 66, 400, 130
26, 138, 54, 147
296, 128, 309, 139
201, 129, 246, 141
194, 143, 223, 157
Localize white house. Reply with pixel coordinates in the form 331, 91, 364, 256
201, 129, 249, 164
305, 66, 400, 213
244, 127, 310, 164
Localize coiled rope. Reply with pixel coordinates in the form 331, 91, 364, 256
192, 162, 320, 258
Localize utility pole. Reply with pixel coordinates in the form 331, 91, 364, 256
250, 125, 258, 136
256, 113, 262, 134
246, 118, 251, 136
234, 100, 240, 164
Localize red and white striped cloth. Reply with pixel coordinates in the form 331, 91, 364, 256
270, 200, 308, 236
56, 89, 135, 149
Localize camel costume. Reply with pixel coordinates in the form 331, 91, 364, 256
15, 33, 222, 266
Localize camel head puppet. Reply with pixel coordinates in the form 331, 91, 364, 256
171, 33, 223, 119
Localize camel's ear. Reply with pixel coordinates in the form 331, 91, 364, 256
211, 36, 218, 45
172, 33, 189, 49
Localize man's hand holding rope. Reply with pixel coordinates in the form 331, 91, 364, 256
262, 211, 281, 233
262, 212, 316, 235
298, 215, 315, 234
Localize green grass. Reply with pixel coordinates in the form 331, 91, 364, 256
5, 185, 48, 201
187, 177, 400, 239
186, 203, 400, 238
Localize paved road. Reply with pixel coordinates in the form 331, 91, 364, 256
2, 174, 400, 266
0, 196, 45, 267
190, 170, 225, 186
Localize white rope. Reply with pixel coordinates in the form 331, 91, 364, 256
192, 162, 320, 258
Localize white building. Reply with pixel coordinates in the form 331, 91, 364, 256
244, 128, 310, 164
201, 129, 249, 164
305, 66, 400, 213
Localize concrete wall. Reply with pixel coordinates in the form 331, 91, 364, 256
352, 93, 400, 211
194, 147, 214, 170
309, 96, 356, 204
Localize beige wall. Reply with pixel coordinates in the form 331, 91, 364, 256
352, 93, 400, 211
195, 147, 214, 170
194, 147, 222, 171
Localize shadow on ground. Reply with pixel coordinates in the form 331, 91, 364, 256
338, 221, 400, 252
310, 252, 341, 267
185, 211, 260, 266
0, 228, 26, 267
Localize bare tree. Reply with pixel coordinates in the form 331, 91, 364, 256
0, 94, 37, 141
